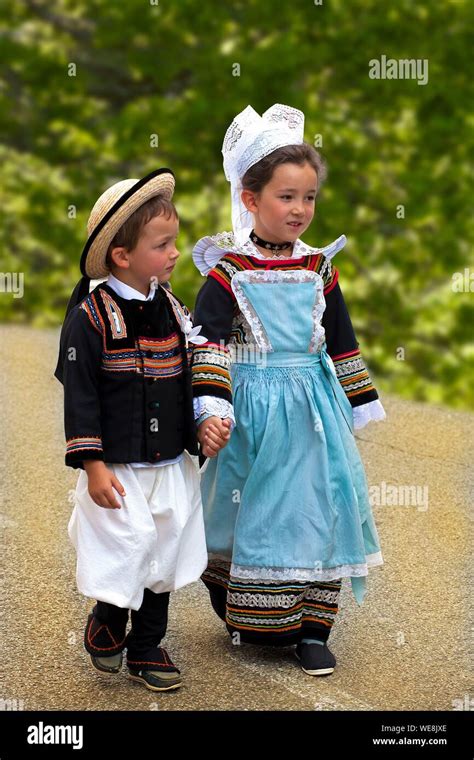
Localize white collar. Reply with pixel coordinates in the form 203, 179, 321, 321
192, 231, 347, 276
106, 273, 156, 301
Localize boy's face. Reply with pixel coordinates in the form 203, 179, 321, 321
242, 161, 317, 244
110, 212, 180, 295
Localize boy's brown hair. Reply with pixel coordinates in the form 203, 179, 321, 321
106, 196, 178, 270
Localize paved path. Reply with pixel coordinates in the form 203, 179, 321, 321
0, 325, 471, 711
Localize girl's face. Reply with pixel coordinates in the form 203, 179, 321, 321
242, 161, 318, 244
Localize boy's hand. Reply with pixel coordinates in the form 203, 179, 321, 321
198, 416, 232, 457
83, 460, 126, 509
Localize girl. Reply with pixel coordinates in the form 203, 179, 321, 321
191, 104, 386, 676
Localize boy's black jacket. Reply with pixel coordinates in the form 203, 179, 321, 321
54, 282, 199, 469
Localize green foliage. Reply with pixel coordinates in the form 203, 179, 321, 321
0, 0, 473, 408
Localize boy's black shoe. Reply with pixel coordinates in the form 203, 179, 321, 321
295, 642, 336, 676
127, 646, 181, 691
89, 651, 123, 675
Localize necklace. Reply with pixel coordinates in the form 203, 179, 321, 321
250, 229, 292, 252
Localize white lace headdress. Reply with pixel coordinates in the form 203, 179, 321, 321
222, 104, 305, 245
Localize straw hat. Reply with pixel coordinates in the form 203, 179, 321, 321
80, 168, 175, 278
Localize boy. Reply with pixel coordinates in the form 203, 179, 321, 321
55, 168, 228, 691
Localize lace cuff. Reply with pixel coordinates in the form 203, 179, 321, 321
353, 399, 386, 430
193, 396, 236, 430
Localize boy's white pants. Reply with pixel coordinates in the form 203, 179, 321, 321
68, 451, 207, 610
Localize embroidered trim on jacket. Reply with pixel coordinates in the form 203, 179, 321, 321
332, 348, 375, 400
100, 333, 185, 378
138, 334, 184, 378
192, 342, 232, 400
100, 290, 127, 339
66, 436, 103, 455
80, 293, 105, 335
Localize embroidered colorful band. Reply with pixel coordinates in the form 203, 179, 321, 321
192, 342, 232, 402
101, 290, 127, 339
80, 293, 105, 335
66, 436, 103, 455
331, 348, 376, 402
99, 334, 186, 378
208, 253, 338, 297
139, 334, 184, 378
202, 559, 342, 643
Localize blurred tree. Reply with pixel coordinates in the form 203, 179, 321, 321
0, 0, 473, 407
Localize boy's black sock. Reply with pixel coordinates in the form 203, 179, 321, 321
126, 588, 170, 656
126, 589, 177, 672
95, 600, 129, 628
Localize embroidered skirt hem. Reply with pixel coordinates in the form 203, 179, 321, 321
202, 558, 342, 646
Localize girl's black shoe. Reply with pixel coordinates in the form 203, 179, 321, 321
295, 642, 336, 676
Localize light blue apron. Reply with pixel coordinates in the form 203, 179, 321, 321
200, 272, 383, 604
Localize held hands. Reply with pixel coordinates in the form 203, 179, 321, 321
83, 416, 232, 508
83, 460, 126, 509
198, 416, 232, 457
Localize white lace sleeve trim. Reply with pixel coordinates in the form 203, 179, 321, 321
192, 232, 347, 275
353, 399, 386, 429
193, 396, 236, 428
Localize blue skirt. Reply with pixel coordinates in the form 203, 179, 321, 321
200, 348, 383, 605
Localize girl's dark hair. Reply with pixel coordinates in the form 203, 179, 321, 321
106, 195, 178, 269
241, 143, 327, 194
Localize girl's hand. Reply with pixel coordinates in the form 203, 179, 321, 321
83, 460, 126, 509
198, 416, 232, 457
